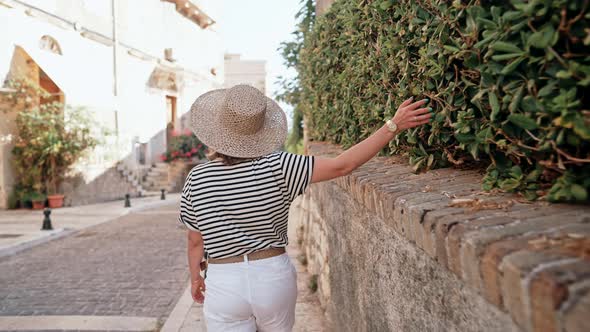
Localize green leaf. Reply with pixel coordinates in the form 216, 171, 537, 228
427, 154, 434, 168
502, 11, 522, 21
509, 165, 523, 178
528, 25, 556, 49
499, 178, 521, 191
571, 184, 588, 201
538, 82, 556, 97
489, 91, 500, 121
477, 18, 497, 29
501, 57, 525, 75
491, 53, 524, 61
508, 114, 538, 129
443, 45, 461, 53
379, 0, 393, 10
556, 70, 572, 79
509, 85, 525, 113
491, 41, 523, 53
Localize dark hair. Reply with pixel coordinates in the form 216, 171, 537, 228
206, 149, 252, 166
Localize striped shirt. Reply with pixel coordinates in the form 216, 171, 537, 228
178, 151, 315, 259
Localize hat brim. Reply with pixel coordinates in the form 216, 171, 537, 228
190, 89, 288, 158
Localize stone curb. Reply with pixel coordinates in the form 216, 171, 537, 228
160, 281, 198, 332
0, 195, 181, 260
0, 315, 158, 331
0, 228, 75, 259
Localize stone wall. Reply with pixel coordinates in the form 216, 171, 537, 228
291, 142, 590, 332
0, 104, 17, 209
61, 165, 139, 207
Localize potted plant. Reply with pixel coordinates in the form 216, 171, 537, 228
30, 192, 46, 210
160, 129, 207, 163
8, 77, 100, 208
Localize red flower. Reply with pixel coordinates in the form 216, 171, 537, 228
160, 154, 167, 161
185, 152, 191, 157
171, 130, 179, 137
172, 151, 179, 157
191, 147, 198, 153
183, 128, 192, 135
197, 144, 202, 149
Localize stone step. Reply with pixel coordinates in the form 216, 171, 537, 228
144, 181, 171, 188
145, 175, 167, 181
143, 187, 175, 193
149, 167, 170, 173
144, 178, 169, 184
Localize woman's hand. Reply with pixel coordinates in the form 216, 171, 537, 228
310, 96, 433, 184
191, 275, 206, 303
390, 97, 432, 132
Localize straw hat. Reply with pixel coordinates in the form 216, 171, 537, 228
190, 84, 287, 158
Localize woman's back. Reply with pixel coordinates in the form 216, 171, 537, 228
179, 151, 314, 259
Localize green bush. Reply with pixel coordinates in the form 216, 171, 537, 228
299, 0, 590, 202
5, 77, 102, 197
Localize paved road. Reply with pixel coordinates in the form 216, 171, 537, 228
0, 204, 189, 320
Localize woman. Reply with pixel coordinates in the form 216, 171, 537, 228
179, 84, 431, 331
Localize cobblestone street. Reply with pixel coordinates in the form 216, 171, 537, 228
0, 203, 188, 322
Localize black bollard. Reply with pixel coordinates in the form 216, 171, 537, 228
41, 208, 53, 230
160, 189, 166, 200
124, 194, 131, 208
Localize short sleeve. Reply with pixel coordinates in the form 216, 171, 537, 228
279, 151, 315, 201
179, 176, 200, 232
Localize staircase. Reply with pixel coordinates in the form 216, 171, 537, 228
142, 161, 188, 193
115, 162, 146, 196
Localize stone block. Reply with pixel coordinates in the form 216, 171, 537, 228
484, 224, 590, 314
405, 180, 482, 251
530, 260, 590, 332
432, 198, 524, 270
395, 192, 448, 243
421, 205, 471, 258
461, 211, 589, 300
447, 205, 563, 277
561, 280, 590, 332
500, 250, 556, 331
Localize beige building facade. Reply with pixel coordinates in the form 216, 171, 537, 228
223, 53, 266, 94
0, 0, 224, 208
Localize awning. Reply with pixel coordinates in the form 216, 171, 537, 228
17, 46, 114, 109
146, 64, 184, 94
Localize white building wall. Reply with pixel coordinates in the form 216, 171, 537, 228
0, 0, 224, 208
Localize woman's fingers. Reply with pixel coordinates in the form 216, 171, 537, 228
193, 289, 204, 303
404, 99, 428, 112
410, 119, 431, 127
399, 97, 414, 108
413, 113, 432, 121
412, 107, 432, 115
191, 279, 206, 303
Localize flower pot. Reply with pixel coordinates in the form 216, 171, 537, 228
47, 194, 65, 208
32, 200, 45, 210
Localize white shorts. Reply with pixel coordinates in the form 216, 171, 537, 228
203, 252, 298, 332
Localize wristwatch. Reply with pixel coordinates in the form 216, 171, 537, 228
385, 119, 398, 133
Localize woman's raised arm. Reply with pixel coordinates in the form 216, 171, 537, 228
311, 97, 432, 184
